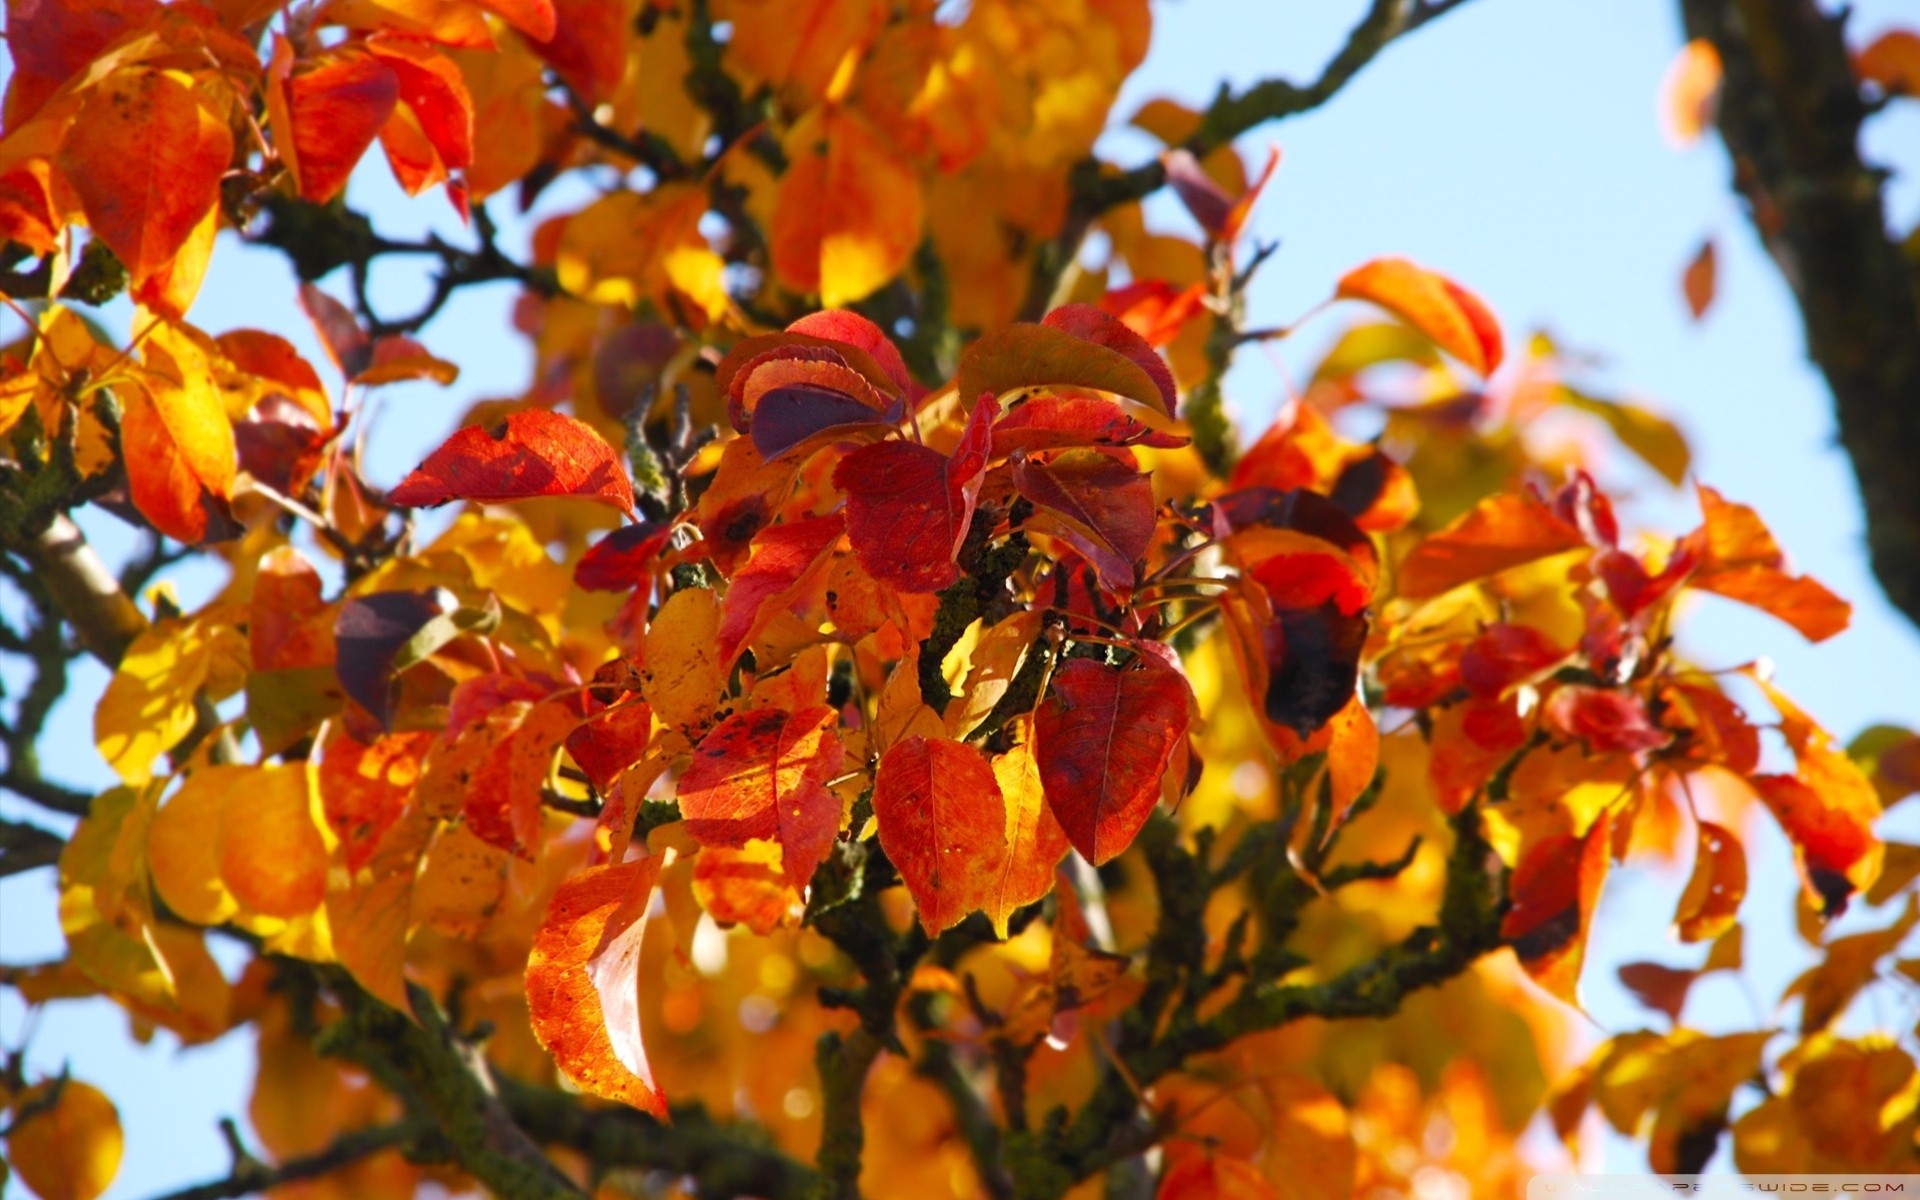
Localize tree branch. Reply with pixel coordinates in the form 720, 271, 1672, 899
143, 1121, 416, 1200
1681, 0, 1920, 629
0, 817, 65, 877
1022, 0, 1477, 320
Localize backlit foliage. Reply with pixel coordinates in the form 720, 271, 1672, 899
2, 2, 1918, 1199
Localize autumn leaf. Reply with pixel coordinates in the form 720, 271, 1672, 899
574, 521, 673, 593
1334, 258, 1503, 376
57, 68, 233, 297
219, 764, 329, 920
1673, 820, 1746, 943
1012, 448, 1155, 592
1035, 657, 1193, 865
1396, 493, 1587, 599
1683, 485, 1850, 642
1660, 38, 1723, 146
1158, 1154, 1277, 1200
959, 319, 1176, 417
835, 398, 996, 593
389, 409, 636, 516
985, 717, 1072, 937
525, 857, 668, 1117
1502, 811, 1612, 1006
4, 1078, 124, 1200
319, 729, 433, 872
716, 513, 846, 664
642, 587, 726, 738
1681, 239, 1717, 320
771, 106, 924, 307
333, 589, 458, 728
1041, 304, 1178, 415
873, 735, 1009, 935
268, 39, 400, 204
991, 394, 1187, 458
1856, 29, 1920, 96
676, 705, 845, 888
125, 324, 239, 544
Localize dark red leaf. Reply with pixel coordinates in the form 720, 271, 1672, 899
834, 398, 996, 593
334, 589, 453, 727
990, 394, 1186, 458
1013, 449, 1156, 592
716, 513, 845, 665
1035, 658, 1193, 865
575, 522, 673, 592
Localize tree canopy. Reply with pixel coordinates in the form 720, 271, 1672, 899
2, 1, 1919, 1199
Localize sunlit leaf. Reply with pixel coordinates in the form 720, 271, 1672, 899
873, 735, 1009, 935
677, 706, 845, 889
1334, 258, 1503, 376
389, 409, 636, 516
1036, 657, 1193, 865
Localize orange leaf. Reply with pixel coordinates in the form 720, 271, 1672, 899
528, 0, 628, 102
1856, 29, 1920, 96
715, 513, 845, 665
770, 106, 925, 307
985, 717, 1072, 938
1158, 1154, 1278, 1200
676, 706, 845, 888
1334, 257, 1503, 376
2, 0, 161, 126
1682, 238, 1716, 320
1683, 485, 1850, 641
1502, 810, 1612, 1006
1660, 38, 1723, 146
525, 857, 668, 1117
4, 1078, 124, 1200
1035, 658, 1193, 866
1673, 819, 1746, 943
56, 68, 233, 291
1395, 493, 1586, 599
959, 320, 1175, 418
389, 409, 635, 516
318, 729, 433, 873
473, 0, 556, 41
125, 327, 238, 544
367, 36, 473, 191
220, 765, 328, 920
873, 735, 1009, 935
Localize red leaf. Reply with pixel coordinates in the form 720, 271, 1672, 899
575, 522, 672, 592
1502, 811, 1612, 1006
716, 513, 845, 665
786, 309, 914, 396
1617, 961, 1698, 1025
526, 857, 668, 1117
990, 394, 1187, 458
271, 40, 399, 205
1459, 623, 1567, 697
2, 0, 161, 126
749, 382, 900, 462
298, 283, 374, 379
565, 697, 653, 793
873, 735, 1009, 935
529, 0, 627, 102
1041, 304, 1177, 417
1749, 773, 1881, 918
1543, 686, 1672, 755
1035, 658, 1193, 865
367, 37, 474, 186
1012, 449, 1156, 592
835, 398, 996, 594
57, 68, 233, 289
473, 0, 556, 40
676, 706, 844, 888
389, 409, 635, 516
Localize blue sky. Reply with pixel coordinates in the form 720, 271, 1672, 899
4, 0, 1920, 1193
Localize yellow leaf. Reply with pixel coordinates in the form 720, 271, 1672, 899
94, 610, 246, 785
642, 587, 724, 739
771, 107, 924, 307
148, 767, 241, 925
726, 0, 884, 104
5, 1079, 124, 1200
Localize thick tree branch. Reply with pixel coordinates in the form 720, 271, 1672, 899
496, 1077, 819, 1200
0, 817, 65, 877
144, 1121, 416, 1200
1681, 0, 1920, 628
315, 976, 585, 1200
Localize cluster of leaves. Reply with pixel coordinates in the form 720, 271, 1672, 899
4, 2, 1920, 1199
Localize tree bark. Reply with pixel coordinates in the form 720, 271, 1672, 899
1681, 0, 1920, 629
